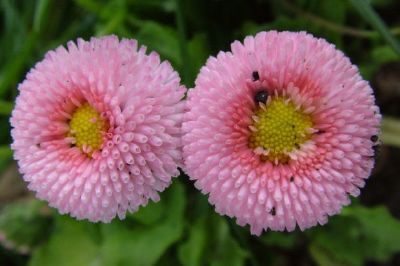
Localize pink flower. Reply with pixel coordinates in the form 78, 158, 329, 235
182, 31, 381, 235
10, 36, 185, 222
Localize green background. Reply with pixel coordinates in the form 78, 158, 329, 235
1, 0, 400, 265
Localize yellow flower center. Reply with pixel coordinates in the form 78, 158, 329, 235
69, 103, 107, 155
249, 96, 313, 163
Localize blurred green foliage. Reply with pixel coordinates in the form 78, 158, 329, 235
0, 0, 400, 265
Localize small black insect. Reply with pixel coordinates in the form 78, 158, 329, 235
270, 207, 276, 216
315, 129, 325, 135
252, 71, 260, 81
290, 176, 294, 182
370, 135, 378, 143
254, 90, 268, 104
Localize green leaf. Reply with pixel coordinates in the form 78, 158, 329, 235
349, 0, 400, 55
29, 216, 100, 266
95, 11, 125, 36
128, 0, 176, 13
175, 0, 191, 85
0, 145, 12, 159
178, 197, 248, 266
260, 231, 298, 249
0, 32, 38, 98
178, 218, 207, 266
187, 33, 209, 85
100, 181, 185, 266
309, 205, 400, 266
130, 197, 165, 226
359, 45, 399, 79
308, 216, 364, 266
73, 0, 103, 16
28, 181, 185, 266
343, 205, 400, 261
309, 243, 346, 266
372, 45, 399, 63
320, 0, 346, 24
240, 21, 266, 37
0, 100, 13, 116
135, 21, 181, 69
209, 216, 248, 266
0, 200, 51, 254
33, 0, 51, 33
0, 146, 12, 173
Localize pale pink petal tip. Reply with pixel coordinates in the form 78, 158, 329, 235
10, 35, 186, 222
182, 31, 381, 235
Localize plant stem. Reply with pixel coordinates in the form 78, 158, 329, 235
175, 0, 192, 86
282, 0, 400, 40
0, 100, 13, 116
226, 217, 259, 266
381, 117, 400, 148
349, 0, 400, 54
0, 145, 12, 159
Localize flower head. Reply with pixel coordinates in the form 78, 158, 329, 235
11, 35, 186, 222
182, 31, 381, 235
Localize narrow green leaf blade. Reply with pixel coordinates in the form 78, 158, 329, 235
33, 0, 51, 33
0, 100, 13, 116
349, 0, 400, 55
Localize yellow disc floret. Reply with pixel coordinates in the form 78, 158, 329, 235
69, 103, 107, 155
249, 96, 313, 163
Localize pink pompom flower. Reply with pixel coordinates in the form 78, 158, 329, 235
183, 31, 381, 235
11, 36, 185, 222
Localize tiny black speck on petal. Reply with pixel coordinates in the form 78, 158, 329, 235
252, 71, 260, 81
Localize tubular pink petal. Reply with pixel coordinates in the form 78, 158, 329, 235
183, 31, 380, 235
11, 35, 185, 222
